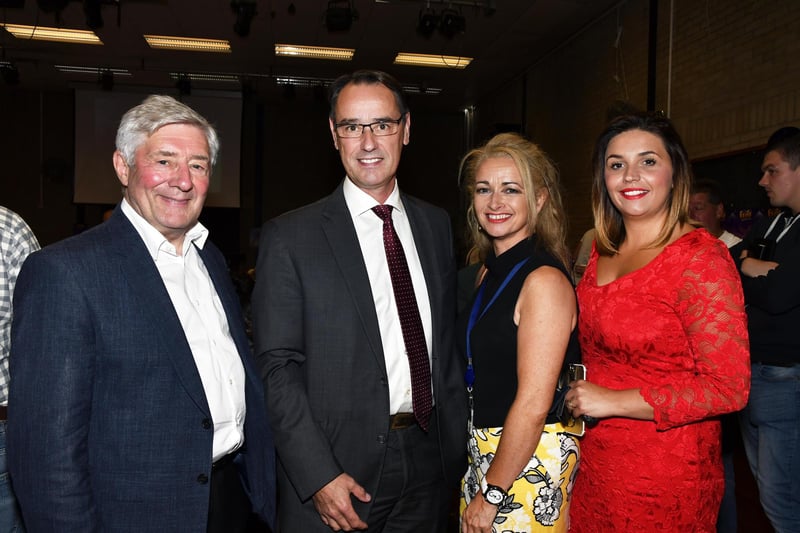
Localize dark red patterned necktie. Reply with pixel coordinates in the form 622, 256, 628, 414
372, 204, 432, 431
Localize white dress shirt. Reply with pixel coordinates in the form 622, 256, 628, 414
342, 178, 433, 415
121, 200, 245, 461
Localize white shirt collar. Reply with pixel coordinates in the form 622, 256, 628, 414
342, 177, 404, 218
120, 198, 208, 260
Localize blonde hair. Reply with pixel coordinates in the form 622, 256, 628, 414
459, 132, 570, 269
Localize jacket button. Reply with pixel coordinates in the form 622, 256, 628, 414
202, 418, 212, 429
377, 435, 386, 445
197, 473, 209, 484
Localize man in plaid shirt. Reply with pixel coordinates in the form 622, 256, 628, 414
0, 206, 38, 531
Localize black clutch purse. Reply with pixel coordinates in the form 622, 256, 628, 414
548, 363, 590, 436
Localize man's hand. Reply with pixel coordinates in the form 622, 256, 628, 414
741, 257, 779, 278
312, 473, 371, 531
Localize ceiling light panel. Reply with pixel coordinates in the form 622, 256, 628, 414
1, 23, 102, 45
274, 44, 354, 61
394, 52, 472, 69
144, 35, 231, 53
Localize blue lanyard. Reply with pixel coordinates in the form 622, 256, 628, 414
464, 258, 529, 389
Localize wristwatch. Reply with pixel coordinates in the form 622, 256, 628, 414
480, 476, 507, 506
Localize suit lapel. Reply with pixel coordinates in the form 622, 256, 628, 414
403, 195, 455, 401
403, 195, 442, 352
108, 211, 211, 415
321, 185, 386, 367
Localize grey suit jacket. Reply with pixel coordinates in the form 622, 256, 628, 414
8, 208, 276, 532
253, 182, 467, 528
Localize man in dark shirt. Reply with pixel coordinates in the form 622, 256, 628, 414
734, 126, 800, 533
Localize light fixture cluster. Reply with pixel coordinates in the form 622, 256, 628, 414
0, 3, 470, 91
231, 0, 257, 38
324, 0, 358, 32
417, 7, 466, 39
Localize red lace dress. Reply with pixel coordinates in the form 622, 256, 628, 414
571, 230, 750, 532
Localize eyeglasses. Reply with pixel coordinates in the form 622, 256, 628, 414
333, 117, 404, 138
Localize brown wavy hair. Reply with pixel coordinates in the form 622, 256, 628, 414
591, 112, 692, 256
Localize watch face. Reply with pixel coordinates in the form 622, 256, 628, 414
484, 488, 505, 505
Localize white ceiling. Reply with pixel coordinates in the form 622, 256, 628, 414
0, 0, 623, 109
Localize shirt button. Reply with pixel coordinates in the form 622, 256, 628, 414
197, 473, 209, 484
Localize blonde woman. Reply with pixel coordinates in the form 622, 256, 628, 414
458, 133, 580, 533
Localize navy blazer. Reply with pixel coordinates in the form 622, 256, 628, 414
8, 208, 276, 532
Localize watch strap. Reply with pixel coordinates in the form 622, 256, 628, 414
479, 476, 508, 505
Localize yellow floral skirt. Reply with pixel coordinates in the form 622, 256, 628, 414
460, 424, 580, 532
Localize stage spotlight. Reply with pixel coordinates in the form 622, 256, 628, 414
231, 0, 257, 38
36, 0, 69, 12
416, 8, 439, 38
324, 0, 356, 32
0, 63, 19, 85
439, 8, 465, 39
83, 0, 103, 30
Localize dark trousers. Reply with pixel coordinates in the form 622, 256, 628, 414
365, 409, 449, 533
207, 455, 252, 533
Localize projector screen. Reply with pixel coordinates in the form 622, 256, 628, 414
74, 89, 242, 207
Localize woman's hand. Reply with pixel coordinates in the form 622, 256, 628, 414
461, 494, 500, 533
566, 380, 654, 421
566, 379, 612, 420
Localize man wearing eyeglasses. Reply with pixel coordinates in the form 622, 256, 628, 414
253, 70, 466, 532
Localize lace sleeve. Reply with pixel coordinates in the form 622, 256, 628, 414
641, 240, 751, 429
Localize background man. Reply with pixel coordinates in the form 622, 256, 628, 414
253, 70, 466, 532
734, 126, 800, 533
689, 178, 741, 533
690, 179, 741, 248
0, 206, 38, 532
8, 95, 276, 532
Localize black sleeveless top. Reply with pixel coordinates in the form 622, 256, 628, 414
457, 236, 581, 428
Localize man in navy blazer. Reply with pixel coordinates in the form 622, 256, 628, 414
8, 95, 276, 532
253, 71, 467, 532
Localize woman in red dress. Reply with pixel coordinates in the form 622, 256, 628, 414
566, 113, 750, 532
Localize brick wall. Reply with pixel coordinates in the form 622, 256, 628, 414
474, 0, 800, 246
